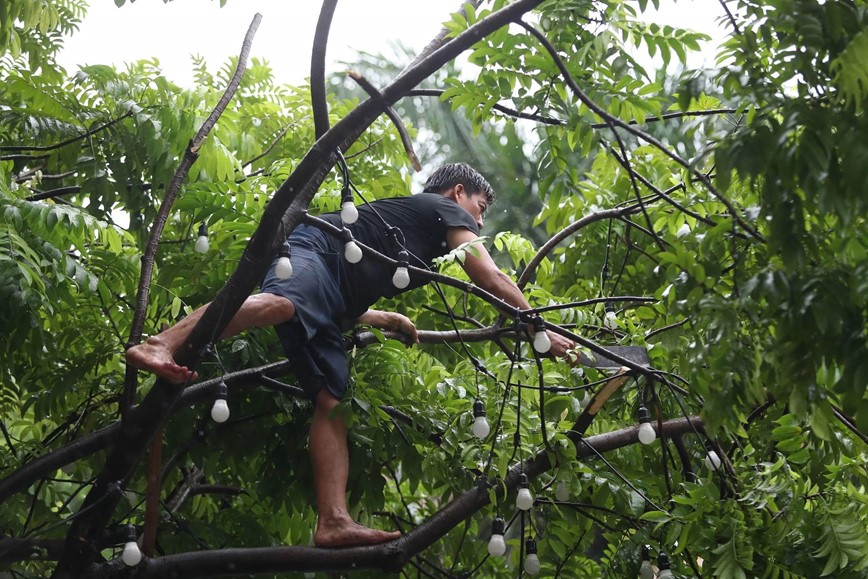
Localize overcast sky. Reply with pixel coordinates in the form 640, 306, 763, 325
58, 0, 725, 86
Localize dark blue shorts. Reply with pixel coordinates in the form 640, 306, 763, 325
260, 225, 349, 401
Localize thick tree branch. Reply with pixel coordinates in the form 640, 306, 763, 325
82, 416, 701, 578
310, 0, 338, 139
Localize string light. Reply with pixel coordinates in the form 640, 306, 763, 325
555, 480, 569, 502
657, 551, 674, 578
524, 537, 541, 575
604, 303, 618, 330
275, 241, 293, 280
211, 379, 230, 423
121, 524, 142, 567
487, 517, 506, 557
341, 229, 363, 263
704, 441, 722, 470
531, 316, 551, 354
639, 544, 654, 579
516, 473, 534, 511
471, 399, 490, 439
392, 249, 410, 289
194, 223, 209, 253
637, 405, 656, 445
340, 193, 358, 224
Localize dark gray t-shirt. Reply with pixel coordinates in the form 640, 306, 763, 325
318, 192, 479, 319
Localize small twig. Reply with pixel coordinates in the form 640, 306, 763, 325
241, 123, 295, 168
0, 112, 134, 153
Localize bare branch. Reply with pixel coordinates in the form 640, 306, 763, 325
348, 70, 421, 171
311, 0, 338, 139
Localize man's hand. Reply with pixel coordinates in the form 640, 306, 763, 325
358, 309, 419, 345
547, 330, 577, 362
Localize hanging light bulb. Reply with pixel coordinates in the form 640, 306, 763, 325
487, 517, 506, 557
471, 399, 490, 439
121, 524, 142, 567
555, 480, 570, 502
676, 223, 691, 238
524, 537, 541, 575
211, 380, 230, 423
194, 223, 209, 253
275, 241, 293, 280
657, 551, 674, 578
516, 473, 534, 511
639, 545, 654, 579
342, 229, 363, 264
531, 316, 551, 354
340, 191, 358, 224
604, 303, 618, 330
705, 441, 722, 470
392, 249, 410, 289
637, 405, 656, 445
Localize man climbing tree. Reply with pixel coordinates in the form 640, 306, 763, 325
126, 162, 576, 548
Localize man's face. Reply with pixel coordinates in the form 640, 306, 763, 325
454, 186, 488, 229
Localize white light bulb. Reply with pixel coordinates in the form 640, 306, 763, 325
516, 487, 534, 511
705, 450, 722, 470
392, 266, 410, 289
122, 540, 142, 567
524, 553, 541, 575
488, 534, 506, 557
676, 223, 691, 238
604, 309, 618, 329
211, 398, 230, 423
555, 480, 569, 502
533, 331, 551, 354
639, 560, 655, 579
471, 416, 490, 439
194, 235, 209, 253
658, 569, 674, 578
638, 422, 657, 445
341, 200, 358, 224
344, 241, 363, 263
275, 256, 293, 279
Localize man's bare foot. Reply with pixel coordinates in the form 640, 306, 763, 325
314, 517, 401, 548
125, 338, 198, 384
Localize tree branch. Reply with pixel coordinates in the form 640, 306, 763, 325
348, 70, 421, 171
516, 20, 764, 243
310, 0, 338, 139
82, 416, 701, 578
0, 111, 134, 153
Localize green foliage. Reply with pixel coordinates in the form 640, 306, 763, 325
1, 0, 867, 578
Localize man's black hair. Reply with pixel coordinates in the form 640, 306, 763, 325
422, 163, 496, 206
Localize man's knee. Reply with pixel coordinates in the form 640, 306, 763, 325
314, 388, 342, 418
253, 293, 296, 325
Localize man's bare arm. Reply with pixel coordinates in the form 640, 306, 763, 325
446, 228, 575, 358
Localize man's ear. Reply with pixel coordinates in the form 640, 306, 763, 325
447, 184, 464, 201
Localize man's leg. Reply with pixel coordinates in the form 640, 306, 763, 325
311, 388, 401, 547
126, 293, 296, 383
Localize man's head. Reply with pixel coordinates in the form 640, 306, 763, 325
423, 163, 495, 229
